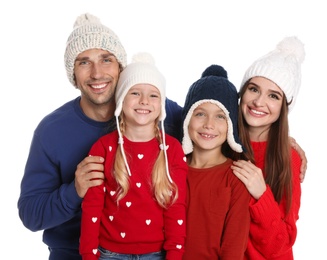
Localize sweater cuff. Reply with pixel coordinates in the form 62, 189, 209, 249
166, 250, 184, 260
61, 180, 83, 212
249, 185, 279, 224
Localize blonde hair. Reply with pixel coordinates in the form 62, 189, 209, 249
113, 115, 178, 208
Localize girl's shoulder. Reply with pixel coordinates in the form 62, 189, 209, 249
164, 133, 184, 151
92, 130, 119, 148
164, 133, 180, 143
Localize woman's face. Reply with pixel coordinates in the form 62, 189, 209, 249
240, 77, 284, 136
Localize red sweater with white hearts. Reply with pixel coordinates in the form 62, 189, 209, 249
79, 131, 188, 260
245, 141, 302, 259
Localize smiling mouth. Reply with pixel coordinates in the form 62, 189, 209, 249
90, 83, 107, 89
135, 109, 150, 114
250, 108, 265, 115
200, 133, 216, 138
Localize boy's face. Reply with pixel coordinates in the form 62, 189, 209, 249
188, 102, 228, 152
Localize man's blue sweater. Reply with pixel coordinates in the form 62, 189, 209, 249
17, 96, 182, 258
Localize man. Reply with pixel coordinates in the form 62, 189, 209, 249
17, 13, 182, 260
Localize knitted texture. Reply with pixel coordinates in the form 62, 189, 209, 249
114, 52, 171, 182
64, 13, 127, 87
182, 65, 243, 155
240, 36, 305, 111
115, 52, 166, 121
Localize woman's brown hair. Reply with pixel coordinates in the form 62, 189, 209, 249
238, 81, 293, 214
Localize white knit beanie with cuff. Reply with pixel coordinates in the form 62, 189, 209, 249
240, 36, 305, 112
114, 52, 172, 183
64, 13, 127, 87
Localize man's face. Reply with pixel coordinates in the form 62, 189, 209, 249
74, 49, 121, 107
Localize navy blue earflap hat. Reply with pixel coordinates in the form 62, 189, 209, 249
182, 64, 243, 155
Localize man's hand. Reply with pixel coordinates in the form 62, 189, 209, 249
75, 155, 105, 198
290, 137, 307, 183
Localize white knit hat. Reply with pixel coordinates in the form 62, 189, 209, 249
114, 52, 172, 182
64, 13, 127, 87
240, 36, 305, 111
115, 52, 166, 120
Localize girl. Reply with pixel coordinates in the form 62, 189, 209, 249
79, 53, 188, 260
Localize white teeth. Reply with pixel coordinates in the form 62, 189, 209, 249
201, 133, 215, 138
251, 109, 264, 115
91, 84, 107, 89
136, 109, 149, 114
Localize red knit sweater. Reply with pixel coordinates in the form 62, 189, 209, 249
245, 141, 302, 259
183, 158, 250, 259
79, 131, 188, 260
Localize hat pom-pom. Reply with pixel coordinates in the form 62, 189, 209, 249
201, 64, 228, 79
277, 36, 305, 63
74, 13, 101, 28
132, 52, 155, 65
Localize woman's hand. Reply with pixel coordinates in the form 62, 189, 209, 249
231, 160, 266, 200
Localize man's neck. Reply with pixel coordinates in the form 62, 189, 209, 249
79, 97, 116, 122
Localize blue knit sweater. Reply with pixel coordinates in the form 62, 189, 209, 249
17, 96, 182, 258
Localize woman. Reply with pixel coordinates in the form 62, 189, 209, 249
231, 36, 305, 259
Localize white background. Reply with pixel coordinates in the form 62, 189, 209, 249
1, 0, 325, 259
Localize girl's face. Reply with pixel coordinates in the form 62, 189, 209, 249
240, 77, 283, 136
122, 84, 161, 128
188, 102, 228, 152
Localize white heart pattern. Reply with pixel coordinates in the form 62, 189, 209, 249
138, 154, 144, 159
103, 187, 106, 192
109, 216, 114, 221
176, 245, 182, 249
177, 219, 183, 225
136, 182, 141, 188
121, 232, 126, 238
92, 217, 97, 223
108, 146, 112, 152
159, 144, 169, 150
146, 219, 151, 225
126, 202, 132, 207
183, 156, 187, 162
110, 191, 116, 196
92, 249, 98, 255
